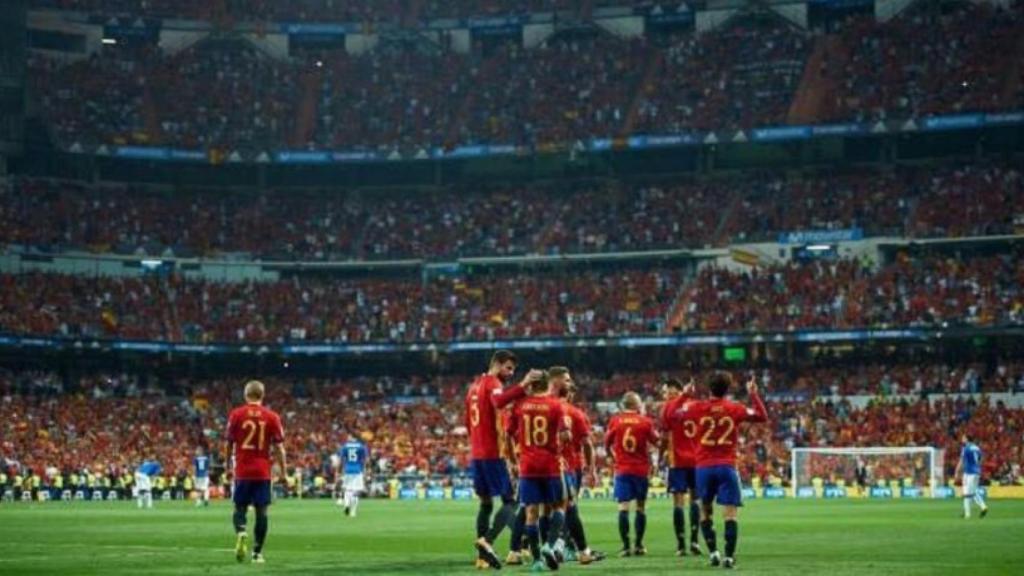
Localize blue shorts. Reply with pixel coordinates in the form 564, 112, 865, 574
668, 467, 697, 494
613, 474, 649, 503
233, 480, 272, 508
471, 459, 513, 500
519, 477, 566, 505
696, 465, 743, 507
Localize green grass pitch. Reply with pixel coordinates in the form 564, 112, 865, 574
1, 499, 1022, 575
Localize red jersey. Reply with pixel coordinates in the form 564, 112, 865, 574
561, 402, 592, 472
227, 403, 285, 480
604, 412, 658, 477
465, 373, 526, 460
679, 393, 767, 468
661, 395, 697, 468
507, 395, 565, 478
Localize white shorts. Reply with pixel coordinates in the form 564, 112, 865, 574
135, 473, 151, 492
343, 474, 365, 493
962, 474, 979, 496
195, 477, 210, 491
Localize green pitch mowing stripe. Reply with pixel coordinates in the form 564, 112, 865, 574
0, 499, 1022, 575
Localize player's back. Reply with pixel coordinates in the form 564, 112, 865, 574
466, 374, 502, 460
689, 398, 752, 467
561, 403, 590, 472
194, 456, 209, 478
607, 412, 657, 476
228, 403, 284, 480
511, 396, 563, 478
663, 396, 697, 469
962, 443, 982, 474
341, 441, 367, 475
138, 461, 160, 476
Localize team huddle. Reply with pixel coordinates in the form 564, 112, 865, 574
210, 352, 989, 569
465, 350, 767, 571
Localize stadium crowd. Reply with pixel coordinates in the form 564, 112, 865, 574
2, 161, 1020, 259
1, 248, 1021, 343
31, 0, 650, 22
459, 32, 649, 145
0, 268, 682, 342
680, 251, 1024, 332
635, 17, 808, 133
2, 365, 1023, 497
821, 2, 1024, 123
26, 3, 1024, 152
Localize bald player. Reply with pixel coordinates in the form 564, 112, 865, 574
225, 380, 286, 564
604, 392, 659, 557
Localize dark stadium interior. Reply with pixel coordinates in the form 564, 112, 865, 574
1, 1, 1024, 561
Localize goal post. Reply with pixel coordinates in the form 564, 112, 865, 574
791, 447, 945, 498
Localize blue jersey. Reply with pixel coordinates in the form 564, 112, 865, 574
194, 456, 210, 479
137, 461, 161, 477
339, 442, 368, 475
961, 443, 982, 475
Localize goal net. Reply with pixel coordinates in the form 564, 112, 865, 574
791, 447, 945, 497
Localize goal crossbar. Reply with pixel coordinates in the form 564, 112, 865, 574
791, 446, 945, 497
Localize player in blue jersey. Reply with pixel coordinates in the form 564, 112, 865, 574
334, 436, 369, 517
194, 447, 211, 507
135, 458, 161, 509
954, 433, 989, 519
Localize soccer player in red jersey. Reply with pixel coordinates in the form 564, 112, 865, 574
465, 350, 542, 569
506, 372, 569, 571
552, 370, 604, 565
673, 372, 767, 569
660, 377, 702, 556
225, 380, 286, 564
604, 392, 659, 557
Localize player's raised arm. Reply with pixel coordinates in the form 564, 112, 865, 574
743, 376, 768, 423
682, 377, 696, 399
493, 368, 544, 409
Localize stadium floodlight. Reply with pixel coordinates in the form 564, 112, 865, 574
791, 446, 945, 498
101, 37, 117, 45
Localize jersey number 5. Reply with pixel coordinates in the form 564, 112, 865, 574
470, 397, 481, 427
241, 420, 267, 451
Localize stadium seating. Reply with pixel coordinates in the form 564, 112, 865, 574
30, 41, 301, 151
30, 0, 650, 22
25, 4, 1024, 152
635, 17, 809, 132
0, 247, 1021, 342
459, 31, 649, 145
820, 3, 1024, 123
679, 251, 1024, 332
2, 367, 1022, 491
0, 268, 683, 342
2, 161, 1021, 259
